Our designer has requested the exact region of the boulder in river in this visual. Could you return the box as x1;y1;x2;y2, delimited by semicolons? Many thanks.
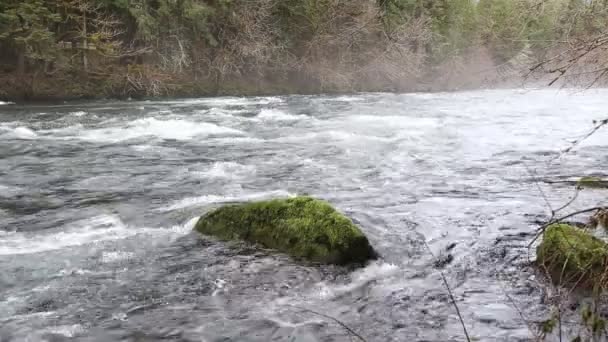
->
194;196;378;265
537;223;608;289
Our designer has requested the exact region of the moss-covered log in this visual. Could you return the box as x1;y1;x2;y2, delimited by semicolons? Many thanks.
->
194;196;377;265
537;224;608;289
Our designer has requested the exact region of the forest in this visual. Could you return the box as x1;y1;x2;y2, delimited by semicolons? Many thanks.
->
1;0;607;100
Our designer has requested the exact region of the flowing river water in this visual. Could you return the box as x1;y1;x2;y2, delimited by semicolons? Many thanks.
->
0;89;607;341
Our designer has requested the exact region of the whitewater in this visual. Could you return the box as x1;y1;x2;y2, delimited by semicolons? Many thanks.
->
0;89;607;341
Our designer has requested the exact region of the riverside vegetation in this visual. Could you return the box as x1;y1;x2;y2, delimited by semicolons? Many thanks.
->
2;0;608;100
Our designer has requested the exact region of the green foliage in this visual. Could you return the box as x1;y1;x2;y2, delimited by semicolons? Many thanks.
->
125;0;224;45
194;196;378;265
477;0;528;62
577;176;608;189
379;0;419;32
128;4;158;42
2;0;608;98
0;0;60;60
555;0;608;37
540;314;557;336
275;0;333;46
429;0;477;58
581;304;608;338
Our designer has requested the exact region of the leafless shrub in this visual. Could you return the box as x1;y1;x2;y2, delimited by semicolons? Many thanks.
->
157;35;191;74
529;34;608;88
203;0;284;83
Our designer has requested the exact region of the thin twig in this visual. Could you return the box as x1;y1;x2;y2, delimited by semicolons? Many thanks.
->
554;187;580;214
553;119;608;161
558;300;563;342
287;305;368;342
503;290;539;340
528;206;607;247
528;118;607;245
524;162;554;218
422;240;471;342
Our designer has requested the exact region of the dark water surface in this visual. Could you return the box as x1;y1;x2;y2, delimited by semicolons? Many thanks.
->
0;89;607;341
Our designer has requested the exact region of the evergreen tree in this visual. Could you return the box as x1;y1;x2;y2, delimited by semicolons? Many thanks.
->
0;0;60;74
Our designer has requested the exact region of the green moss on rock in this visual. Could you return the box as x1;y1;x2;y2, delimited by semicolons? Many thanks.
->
537;224;608;289
577;176;608;189
194;196;378;265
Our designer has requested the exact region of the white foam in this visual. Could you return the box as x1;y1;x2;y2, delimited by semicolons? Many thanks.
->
210;136;265;144
313;262;399;299
57;268;94;276
130;144;183;153
112;312;128;321
0;215;130;256
53;118;244;143
0;311;55;323
69;111;87;117
275;130;388;143
181;216;200;231
211;278;227;296
13;126;38;139
46;324;85;337
192;162;256;180
161;190;295;211
256;96;284;105
101;251;135;263
0;101;14;105
331;96;365;102
164;96;283;106
257;109;303;122
348;115;438;128
0;183;22;196
404;92;440;99
131;145;152;152
205;107;251;118
0;126;38;139
0;215;198;256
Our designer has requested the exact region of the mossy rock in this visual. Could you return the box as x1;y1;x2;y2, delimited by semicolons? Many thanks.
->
194;196;378;265
577;176;608;189
537;224;608;289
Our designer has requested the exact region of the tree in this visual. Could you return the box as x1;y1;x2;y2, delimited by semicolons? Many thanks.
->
0;0;60;75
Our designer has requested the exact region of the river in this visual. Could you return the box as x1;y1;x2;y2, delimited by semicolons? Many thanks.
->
0;89;607;341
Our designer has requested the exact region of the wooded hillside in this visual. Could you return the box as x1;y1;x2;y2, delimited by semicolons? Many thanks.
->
1;0;607;100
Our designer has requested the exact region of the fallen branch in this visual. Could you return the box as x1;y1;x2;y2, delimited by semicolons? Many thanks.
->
528;206;607;247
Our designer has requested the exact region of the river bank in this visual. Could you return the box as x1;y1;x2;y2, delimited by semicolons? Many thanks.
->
0;65;525;103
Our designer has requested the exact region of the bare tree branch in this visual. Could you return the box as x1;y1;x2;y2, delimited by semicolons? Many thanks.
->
422;240;471;342
286;304;368;342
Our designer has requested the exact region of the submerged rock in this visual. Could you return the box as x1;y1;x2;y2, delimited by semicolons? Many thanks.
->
194;196;377;265
537;224;608;289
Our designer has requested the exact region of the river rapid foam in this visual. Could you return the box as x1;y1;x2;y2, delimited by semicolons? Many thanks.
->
1;89;607;341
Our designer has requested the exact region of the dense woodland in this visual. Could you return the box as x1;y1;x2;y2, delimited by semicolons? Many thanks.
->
1;0;608;100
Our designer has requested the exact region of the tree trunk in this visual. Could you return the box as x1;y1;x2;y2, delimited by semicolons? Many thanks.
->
83;11;88;72
17;48;26;76
15;48;29;100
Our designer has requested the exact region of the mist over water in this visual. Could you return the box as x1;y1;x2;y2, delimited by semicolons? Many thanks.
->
0;89;607;341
